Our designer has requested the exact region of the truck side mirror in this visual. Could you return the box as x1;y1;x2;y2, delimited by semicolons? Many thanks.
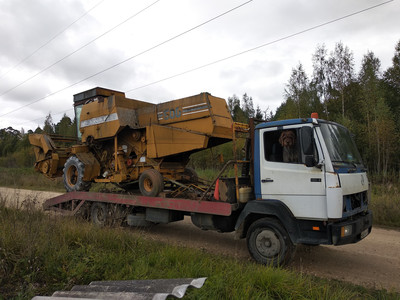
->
300;126;315;167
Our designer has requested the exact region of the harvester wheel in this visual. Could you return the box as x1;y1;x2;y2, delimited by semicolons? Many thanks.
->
139;169;164;197
63;156;91;192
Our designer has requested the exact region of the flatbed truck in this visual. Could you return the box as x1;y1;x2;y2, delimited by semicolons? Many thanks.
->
35;90;372;266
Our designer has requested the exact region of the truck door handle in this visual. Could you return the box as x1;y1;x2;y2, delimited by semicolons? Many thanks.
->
262;178;274;183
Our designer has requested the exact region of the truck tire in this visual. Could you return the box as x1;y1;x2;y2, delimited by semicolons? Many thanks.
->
246;217;295;267
63;156;91;192
91;202;107;226
139;169;164;197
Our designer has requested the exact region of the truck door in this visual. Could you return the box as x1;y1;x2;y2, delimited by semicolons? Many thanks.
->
258;124;327;219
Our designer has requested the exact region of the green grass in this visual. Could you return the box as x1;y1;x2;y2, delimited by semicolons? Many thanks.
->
0;195;399;299
0;167;64;192
196;167;237;182
370;184;400;227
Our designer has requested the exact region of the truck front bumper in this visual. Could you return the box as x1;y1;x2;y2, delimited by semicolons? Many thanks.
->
331;210;373;245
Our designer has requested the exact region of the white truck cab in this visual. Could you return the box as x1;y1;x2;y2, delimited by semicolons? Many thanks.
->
256;118;369;218
236;116;372;266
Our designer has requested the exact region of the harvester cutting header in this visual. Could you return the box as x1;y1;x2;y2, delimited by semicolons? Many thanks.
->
29;87;241;196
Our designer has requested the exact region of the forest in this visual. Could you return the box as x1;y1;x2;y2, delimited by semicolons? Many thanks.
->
1;40;399;182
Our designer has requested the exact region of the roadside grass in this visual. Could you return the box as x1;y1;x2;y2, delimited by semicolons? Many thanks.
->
0;195;399;299
0;167;121;194
370;183;400;228
0;167;64;192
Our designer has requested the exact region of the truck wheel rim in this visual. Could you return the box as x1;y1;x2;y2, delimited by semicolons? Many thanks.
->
143;178;153;192
67;166;78;186
255;230;281;257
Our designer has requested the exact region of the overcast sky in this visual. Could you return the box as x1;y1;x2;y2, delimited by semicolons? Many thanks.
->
0;0;399;131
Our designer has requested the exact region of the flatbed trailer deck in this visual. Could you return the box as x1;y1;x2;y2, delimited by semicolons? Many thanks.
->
43;191;233;217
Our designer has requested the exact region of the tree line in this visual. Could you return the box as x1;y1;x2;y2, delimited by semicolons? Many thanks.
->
0;113;76;168
275;41;400;179
1;40;399;180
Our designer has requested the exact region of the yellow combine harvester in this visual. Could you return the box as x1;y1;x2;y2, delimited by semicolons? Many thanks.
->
29;87;238;196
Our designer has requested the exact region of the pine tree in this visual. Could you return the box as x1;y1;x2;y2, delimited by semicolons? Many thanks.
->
43;113;54;134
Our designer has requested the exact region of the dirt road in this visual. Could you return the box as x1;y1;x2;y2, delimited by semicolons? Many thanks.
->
1;187;399;292
139;218;400;292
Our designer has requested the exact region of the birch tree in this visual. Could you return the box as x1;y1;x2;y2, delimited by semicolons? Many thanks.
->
329;42;354;118
312;44;331;118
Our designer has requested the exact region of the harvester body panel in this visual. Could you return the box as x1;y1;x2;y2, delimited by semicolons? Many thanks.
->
29;87;236;188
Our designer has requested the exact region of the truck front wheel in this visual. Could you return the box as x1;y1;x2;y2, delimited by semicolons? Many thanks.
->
139;169;164;197
63;156;91;192
246;217;295;267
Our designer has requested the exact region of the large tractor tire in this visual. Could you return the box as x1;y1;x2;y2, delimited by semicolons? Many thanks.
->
246;217;295;267
63;156;91;192
139;169;164;197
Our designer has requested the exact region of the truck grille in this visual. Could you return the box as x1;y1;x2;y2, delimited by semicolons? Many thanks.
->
343;191;368;216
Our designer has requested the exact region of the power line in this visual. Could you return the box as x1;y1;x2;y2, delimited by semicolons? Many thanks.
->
6;0;394;127
0;0;104;80
5;107;74;129
126;0;394;93
0;0;254;118
26;108;74;127
0;0;161;97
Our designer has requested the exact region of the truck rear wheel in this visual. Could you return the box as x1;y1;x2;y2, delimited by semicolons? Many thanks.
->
91;202;107;226
63;156;91;192
246;217;295;267
139;169;164;197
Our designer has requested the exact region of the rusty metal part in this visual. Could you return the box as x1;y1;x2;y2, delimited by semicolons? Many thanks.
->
29;134;71;178
132;130;141;141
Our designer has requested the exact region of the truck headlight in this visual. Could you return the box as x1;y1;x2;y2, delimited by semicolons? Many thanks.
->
341;225;352;237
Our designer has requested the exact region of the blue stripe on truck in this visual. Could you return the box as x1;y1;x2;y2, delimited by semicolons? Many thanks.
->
253;128;262;199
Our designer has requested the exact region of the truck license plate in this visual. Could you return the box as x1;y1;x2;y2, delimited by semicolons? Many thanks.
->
360;228;369;239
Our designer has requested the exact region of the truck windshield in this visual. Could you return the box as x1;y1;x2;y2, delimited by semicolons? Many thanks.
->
320;123;364;168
